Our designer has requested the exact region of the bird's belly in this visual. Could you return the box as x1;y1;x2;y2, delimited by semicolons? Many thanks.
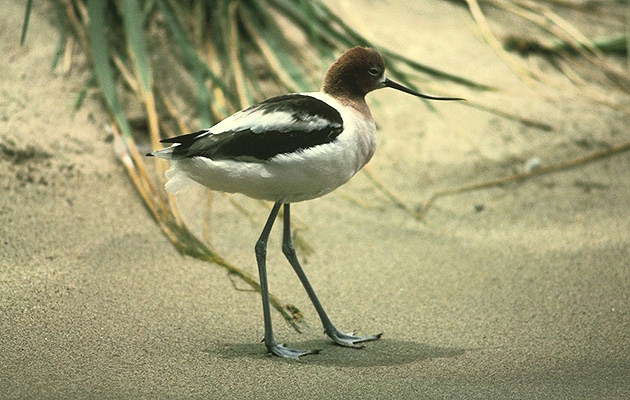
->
266;139;371;202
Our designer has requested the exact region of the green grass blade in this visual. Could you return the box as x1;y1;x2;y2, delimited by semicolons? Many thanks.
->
269;0;336;62
310;1;370;46
50;31;66;71
87;0;132;137
268;0;352;50
157;0;237;106
194;67;213;127
245;1;313;91
216;0;235;102
73;85;88;112
298;1;336;61
240;43;267;100
380;49;494;91
20;0;33;45
122;0;153;93
143;0;157;20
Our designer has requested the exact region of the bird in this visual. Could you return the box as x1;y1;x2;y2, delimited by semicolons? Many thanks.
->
148;46;462;359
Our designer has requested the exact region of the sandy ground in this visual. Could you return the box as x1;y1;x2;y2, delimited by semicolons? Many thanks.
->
2;0;629;399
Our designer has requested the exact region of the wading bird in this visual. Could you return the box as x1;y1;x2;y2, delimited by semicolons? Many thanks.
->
149;47;462;359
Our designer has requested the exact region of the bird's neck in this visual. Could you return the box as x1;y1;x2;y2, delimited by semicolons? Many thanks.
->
341;96;373;120
324;88;373;120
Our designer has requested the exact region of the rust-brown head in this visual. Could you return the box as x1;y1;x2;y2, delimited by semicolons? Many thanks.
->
322;46;463;102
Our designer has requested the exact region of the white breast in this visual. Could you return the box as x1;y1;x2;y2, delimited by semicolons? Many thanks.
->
166;92;377;203
307;92;377;174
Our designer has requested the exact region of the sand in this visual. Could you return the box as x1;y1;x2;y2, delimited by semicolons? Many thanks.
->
1;0;629;399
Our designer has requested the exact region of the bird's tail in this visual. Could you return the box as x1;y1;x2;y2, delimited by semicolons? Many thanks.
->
146;145;194;193
146;144;179;160
164;161;195;193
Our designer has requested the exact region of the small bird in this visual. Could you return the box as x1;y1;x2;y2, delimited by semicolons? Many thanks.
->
149;47;462;359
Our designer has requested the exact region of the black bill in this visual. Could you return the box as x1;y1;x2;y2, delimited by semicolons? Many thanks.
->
384;78;464;101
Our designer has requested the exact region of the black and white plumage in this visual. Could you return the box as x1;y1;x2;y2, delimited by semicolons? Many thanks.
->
162;94;343;161
149;47;462;360
163;95;344;161
152;91;377;203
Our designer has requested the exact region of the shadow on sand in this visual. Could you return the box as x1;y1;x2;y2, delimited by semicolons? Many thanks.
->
207;338;465;367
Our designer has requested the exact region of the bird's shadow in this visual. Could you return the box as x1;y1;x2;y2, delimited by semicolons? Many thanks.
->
206;338;464;367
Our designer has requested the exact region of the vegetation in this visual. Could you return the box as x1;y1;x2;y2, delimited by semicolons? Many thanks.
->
21;0;629;330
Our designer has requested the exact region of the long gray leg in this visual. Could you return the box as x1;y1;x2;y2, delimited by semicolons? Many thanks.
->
282;203;382;348
256;201;318;359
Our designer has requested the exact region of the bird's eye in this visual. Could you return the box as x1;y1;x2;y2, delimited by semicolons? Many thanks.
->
368;67;380;77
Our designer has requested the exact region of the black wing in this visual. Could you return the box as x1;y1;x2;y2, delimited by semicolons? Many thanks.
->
162;94;344;161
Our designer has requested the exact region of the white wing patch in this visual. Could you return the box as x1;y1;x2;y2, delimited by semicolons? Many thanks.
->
208;108;332;135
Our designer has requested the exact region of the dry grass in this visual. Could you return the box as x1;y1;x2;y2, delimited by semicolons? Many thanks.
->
21;0;630;328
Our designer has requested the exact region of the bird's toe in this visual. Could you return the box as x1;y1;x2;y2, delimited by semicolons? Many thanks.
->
268;343;320;360
326;329;383;348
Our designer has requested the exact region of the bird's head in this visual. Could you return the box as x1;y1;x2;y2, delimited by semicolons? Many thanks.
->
323;47;464;102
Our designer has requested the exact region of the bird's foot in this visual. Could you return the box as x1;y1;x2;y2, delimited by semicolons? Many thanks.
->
267;342;320;360
325;328;383;348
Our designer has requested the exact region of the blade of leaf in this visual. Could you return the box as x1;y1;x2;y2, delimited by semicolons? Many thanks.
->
157;0;238;107
73;85;88;112
380;49;495;91
20;0;33;45
227;0;249;108
87;0;132;137
239;5;301;92
122;0;152;93
292;0;336;61
122;0;162;155
268;0;354;48
50;32;66;71
246;0;313;91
